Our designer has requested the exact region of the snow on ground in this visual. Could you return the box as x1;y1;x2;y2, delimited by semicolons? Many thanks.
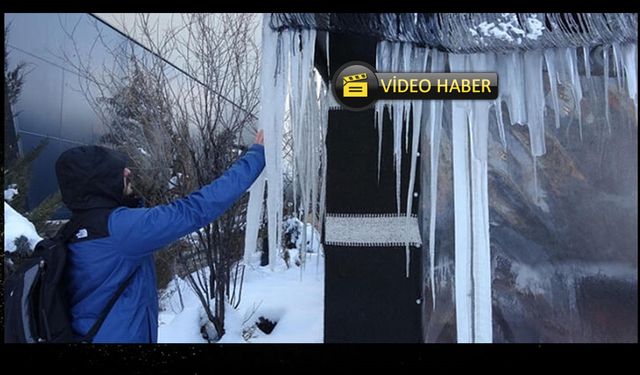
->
158;248;324;343
3;192;324;342
4;202;43;252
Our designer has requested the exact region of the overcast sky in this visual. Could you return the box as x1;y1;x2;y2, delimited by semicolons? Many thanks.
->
93;13;263;71
92;13;264;144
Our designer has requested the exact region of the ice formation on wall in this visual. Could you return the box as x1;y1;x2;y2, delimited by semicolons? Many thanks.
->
373;37;637;343
259;13;638;343
247;16;327;273
289;28;329;274
255;15;289;270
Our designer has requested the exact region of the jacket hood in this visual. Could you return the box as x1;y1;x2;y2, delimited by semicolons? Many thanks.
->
55;145;129;211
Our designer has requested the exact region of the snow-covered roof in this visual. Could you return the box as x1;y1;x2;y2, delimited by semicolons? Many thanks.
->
269;13;638;53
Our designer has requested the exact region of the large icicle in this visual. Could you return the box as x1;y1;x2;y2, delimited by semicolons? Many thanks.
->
450;53;472;343
582;46;592;80
566;47;583;141
289;28;317;272
501;52;527;126
491;52;506;150
582;46;594;94
470;53;493;344
544;49;561;129
404;45;428;278
555;47;570;85
405;107;419;277
317;76;329;272
494;97;507;150
283;27;326;275
612;43;625;91
375;41;392;184
402;43;413;155
427;48;444;308
243;172;265;264
260;16;289;270
603;46;611;133
524;50;546;156
450;53;492;343
451;75;473;342
622;43;638;115
524;48;547;203
391;42;404;215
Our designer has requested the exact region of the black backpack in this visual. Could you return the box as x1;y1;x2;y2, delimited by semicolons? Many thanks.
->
4;218;137;343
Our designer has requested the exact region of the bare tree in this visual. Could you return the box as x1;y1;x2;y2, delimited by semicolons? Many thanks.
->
59;13;260;340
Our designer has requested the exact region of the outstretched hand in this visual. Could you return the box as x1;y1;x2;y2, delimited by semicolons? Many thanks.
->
254;129;264;145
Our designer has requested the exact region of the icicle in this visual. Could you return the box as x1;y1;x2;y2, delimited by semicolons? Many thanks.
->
524;50;547;156
451;91;473;343
428;48;444;309
450;53;492;343
555;47;570;85
612;43;625;91
243;172;266;264
260;17;289;270
450;54;472;343
289;32;302;241
298;32;327;276
544;49;561;129
306;89;317;273
288;29;316;273
403;43;413;155
375;41;392;184
499;52;527;125
325;32;330;82
391;43;404;214
394;102;403;215
470;54;492;344
376;106;384;185
582;46;595;99
582;46;592;80
317;78;329;273
388;42;404;214
494;98;507;149
403;46;428;278
405;105;417;278
487;53;506;150
533;157;539;203
566;48;583;141
603;46;611;133
622;43;638;115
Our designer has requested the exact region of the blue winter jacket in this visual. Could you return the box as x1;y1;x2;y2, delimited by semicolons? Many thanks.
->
57;144;265;343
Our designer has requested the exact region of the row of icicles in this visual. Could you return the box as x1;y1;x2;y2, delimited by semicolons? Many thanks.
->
248;15;637;342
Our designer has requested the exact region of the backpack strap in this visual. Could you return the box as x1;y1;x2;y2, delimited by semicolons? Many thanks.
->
80;265;140;343
59;211;140;343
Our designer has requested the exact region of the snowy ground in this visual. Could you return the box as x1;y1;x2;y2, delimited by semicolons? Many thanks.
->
4;201;42;252
158;249;324;343
4;194;324;343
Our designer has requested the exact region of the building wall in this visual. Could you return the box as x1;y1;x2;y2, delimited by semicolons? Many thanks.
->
4;13;193;218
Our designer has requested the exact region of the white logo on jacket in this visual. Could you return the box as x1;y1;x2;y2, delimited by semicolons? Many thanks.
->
76;228;88;239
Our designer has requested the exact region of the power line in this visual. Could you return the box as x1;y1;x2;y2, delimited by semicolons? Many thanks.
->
17;130;88;146
88;13;258;120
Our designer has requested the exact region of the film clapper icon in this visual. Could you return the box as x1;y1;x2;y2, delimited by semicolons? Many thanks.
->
342;73;368;98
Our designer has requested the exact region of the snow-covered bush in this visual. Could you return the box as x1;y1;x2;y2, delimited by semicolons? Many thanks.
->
283;217;322;254
4;202;42;253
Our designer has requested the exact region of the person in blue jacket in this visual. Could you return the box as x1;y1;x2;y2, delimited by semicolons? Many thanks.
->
55;130;265;343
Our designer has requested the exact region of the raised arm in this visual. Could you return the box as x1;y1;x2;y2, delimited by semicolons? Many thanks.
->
111;143;265;256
